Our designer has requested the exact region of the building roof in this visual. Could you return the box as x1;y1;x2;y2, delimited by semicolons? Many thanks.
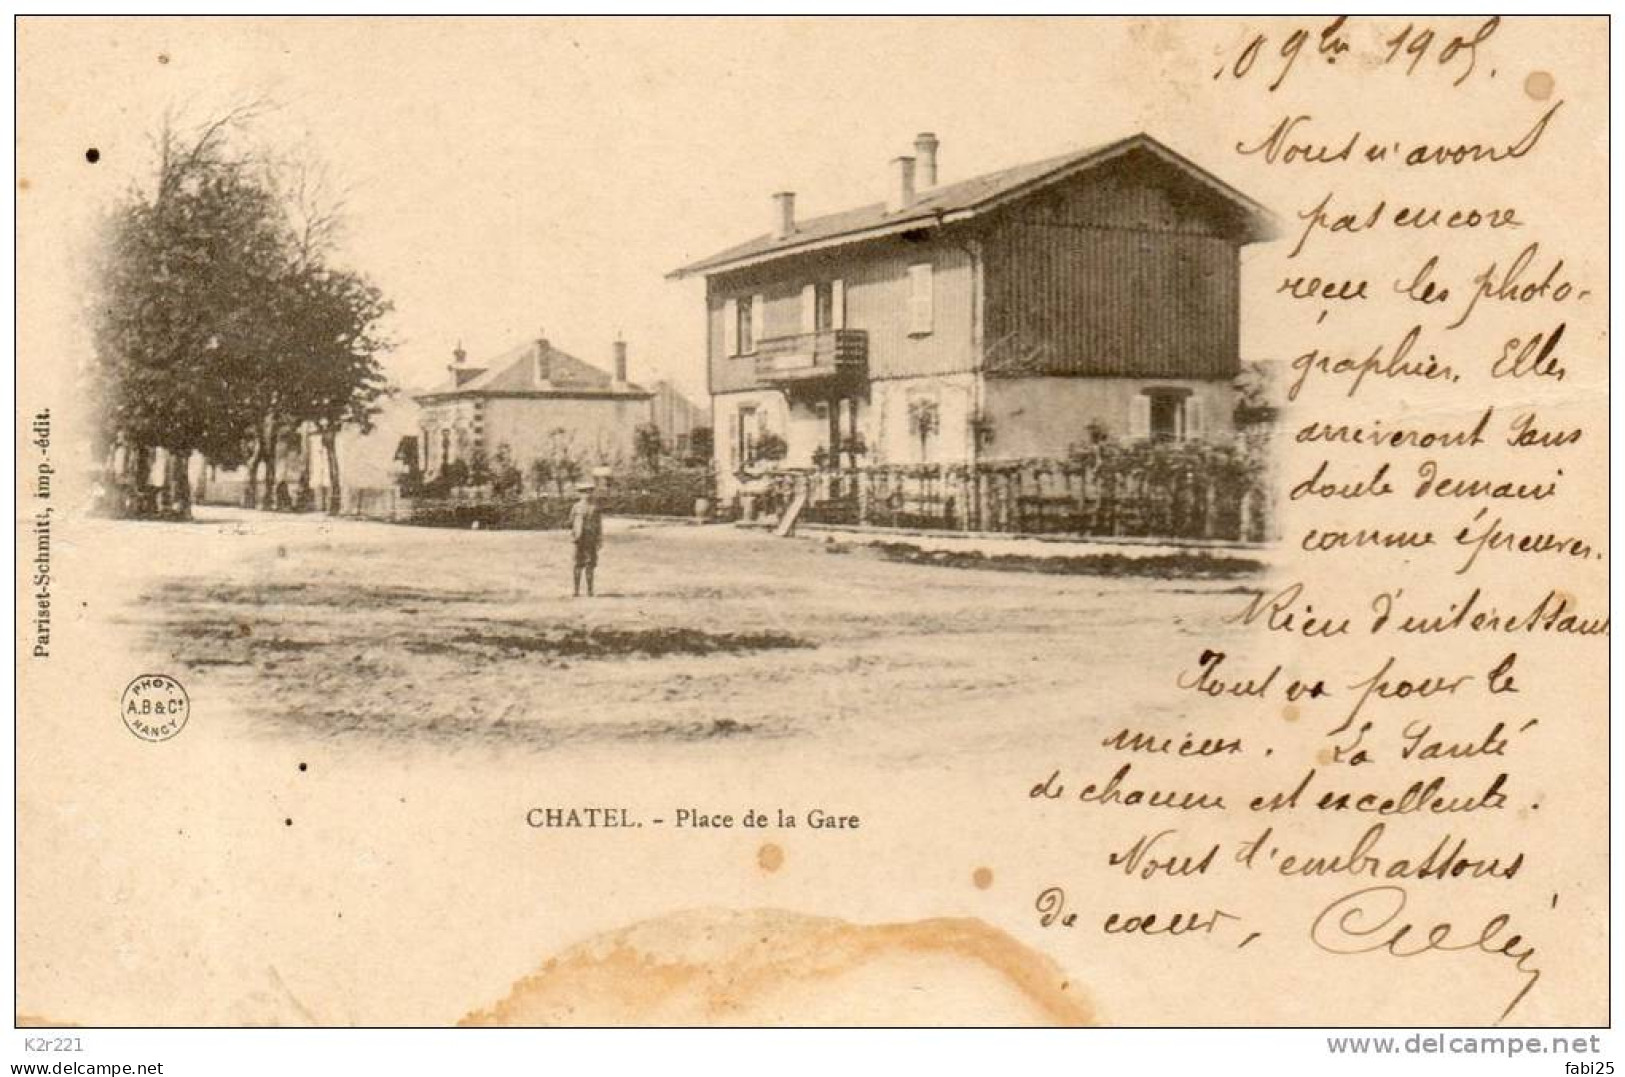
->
669;133;1275;279
415;339;652;402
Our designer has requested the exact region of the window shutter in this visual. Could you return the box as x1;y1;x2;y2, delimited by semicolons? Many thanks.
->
907;263;934;335
1185;397;1205;440
1129;395;1151;439
723;298;739;357
751;294;766;351
832;279;846;329
800;284;817;334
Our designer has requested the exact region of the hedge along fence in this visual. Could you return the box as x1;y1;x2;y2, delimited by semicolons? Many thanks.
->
333;467;717;529
596;468;716;517
763;439;1277;544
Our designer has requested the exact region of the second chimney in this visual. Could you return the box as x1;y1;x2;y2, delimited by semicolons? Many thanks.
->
889;155;917;213
613;337;628;385
772;191;796;239
914;132;939;189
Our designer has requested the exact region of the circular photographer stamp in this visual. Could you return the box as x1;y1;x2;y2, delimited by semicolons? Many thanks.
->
121;674;190;742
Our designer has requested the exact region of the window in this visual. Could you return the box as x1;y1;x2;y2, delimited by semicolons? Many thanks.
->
735;405;758;468
803;280;845;334
907;263;933;336
722;296;763;356
1132;388;1201;442
738;298;755;354
1149;394;1182;442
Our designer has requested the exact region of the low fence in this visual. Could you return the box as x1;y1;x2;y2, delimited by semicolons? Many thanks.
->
298;448;1275;545
196;477;316;511
761;442;1275;544
196;477;254;506
331;467;717;529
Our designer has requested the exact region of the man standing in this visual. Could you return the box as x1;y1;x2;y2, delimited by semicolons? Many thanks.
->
569;481;603;597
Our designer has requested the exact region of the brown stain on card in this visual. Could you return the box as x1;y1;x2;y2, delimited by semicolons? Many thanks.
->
756;843;784;873
458;908;1094;1026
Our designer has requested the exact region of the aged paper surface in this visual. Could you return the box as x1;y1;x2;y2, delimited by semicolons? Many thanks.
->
15;16;1607;1027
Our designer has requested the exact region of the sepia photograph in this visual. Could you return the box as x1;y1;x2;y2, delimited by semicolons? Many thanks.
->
11;13;1610;1070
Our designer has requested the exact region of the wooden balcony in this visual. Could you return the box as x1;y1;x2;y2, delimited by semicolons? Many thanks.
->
753;329;868;385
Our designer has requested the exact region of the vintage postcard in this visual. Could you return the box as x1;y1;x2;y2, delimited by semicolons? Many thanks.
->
14;16;1608;1031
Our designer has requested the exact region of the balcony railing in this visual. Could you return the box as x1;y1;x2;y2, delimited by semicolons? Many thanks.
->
753;329;868;384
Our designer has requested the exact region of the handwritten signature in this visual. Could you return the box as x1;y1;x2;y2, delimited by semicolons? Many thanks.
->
1311;884;1541;1022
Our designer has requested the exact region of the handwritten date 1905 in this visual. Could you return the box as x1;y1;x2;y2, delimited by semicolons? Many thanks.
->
1216;16;1499;93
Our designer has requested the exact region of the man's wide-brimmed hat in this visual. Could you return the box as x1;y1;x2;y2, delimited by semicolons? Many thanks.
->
575;481;596;492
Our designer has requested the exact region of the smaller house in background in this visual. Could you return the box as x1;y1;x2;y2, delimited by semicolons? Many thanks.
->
414;334;655;479
198;336;695;511
648;379;708;458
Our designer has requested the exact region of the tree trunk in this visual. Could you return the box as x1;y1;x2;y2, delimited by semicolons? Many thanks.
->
132;444;158;517
243;437;264;508
321;428;341;514
243;455;257;508
130;443;152;488
262;421;280;509
167;450;193;520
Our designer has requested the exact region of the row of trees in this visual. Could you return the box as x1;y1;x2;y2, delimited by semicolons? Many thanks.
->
89;106;393;516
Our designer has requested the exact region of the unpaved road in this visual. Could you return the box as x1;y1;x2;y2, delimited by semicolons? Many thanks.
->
114;508;1255;758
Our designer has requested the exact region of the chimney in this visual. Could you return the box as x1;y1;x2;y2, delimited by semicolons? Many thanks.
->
914;132;939;189
889;155;917;213
534;334;551;385
613;337;628;386
449;341;484;386
772;191;796;239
